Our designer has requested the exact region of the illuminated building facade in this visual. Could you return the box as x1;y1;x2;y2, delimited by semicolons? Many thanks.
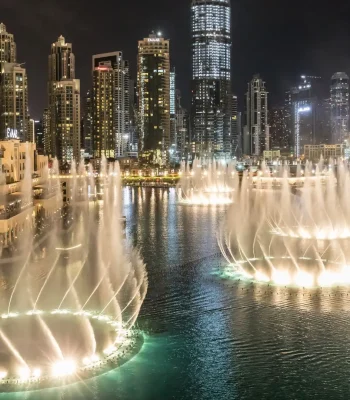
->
0;63;29;142
191;0;232;157
83;90;92;157
231;95;242;158
170;69;176;160
137;32;170;165
47;36;76;159
51;79;81;164
269;106;290;150
291;75;325;157
92;52;130;160
0;23;16;68
92;61;114;159
245;75;269;156
34;119;44;154
176;90;190;161
330;72;349;144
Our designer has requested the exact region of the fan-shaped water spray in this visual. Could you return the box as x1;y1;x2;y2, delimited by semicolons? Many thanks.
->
0;154;147;391
219;159;350;287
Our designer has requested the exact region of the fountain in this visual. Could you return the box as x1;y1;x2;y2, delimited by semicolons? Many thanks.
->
0;154;147;391
218;159;350;287
177;159;238;205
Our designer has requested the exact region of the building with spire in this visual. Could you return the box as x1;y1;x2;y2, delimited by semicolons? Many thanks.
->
191;0;232;158
47;36;80;164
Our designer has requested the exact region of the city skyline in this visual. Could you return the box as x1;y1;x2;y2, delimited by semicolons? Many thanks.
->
2;0;350;118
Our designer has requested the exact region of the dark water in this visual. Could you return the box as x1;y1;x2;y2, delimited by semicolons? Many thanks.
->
2;187;350;399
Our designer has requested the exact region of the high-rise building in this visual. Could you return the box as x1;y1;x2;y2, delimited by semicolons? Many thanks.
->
0;63;29;141
245;75;269;156
191;0;232;157
176;90;190;162
269;106;290;150
47;36;77;161
34;119;44;154
28;118;35;143
51;79;81;164
290;75;326;157
231;95;242;158
92;52;130;160
43;108;50;155
0;23;16;68
48;35;75;82
137;32;170;165
170;68;177;158
128;79;138;155
330;72;349;144
83;90;92;157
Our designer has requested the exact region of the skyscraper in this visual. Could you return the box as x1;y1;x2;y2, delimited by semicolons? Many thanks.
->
231;95;242;158
191;0;232;158
245;75;269;156
51;79;81;164
34;119;45;154
47;36;79;162
0;23;16;68
48;35;75;82
330;72;349;144
290;75;326;157
92;52;130;160
83;90;92;157
0;62;29;141
170;68;177;160
137;32;170;165
176;90;190;161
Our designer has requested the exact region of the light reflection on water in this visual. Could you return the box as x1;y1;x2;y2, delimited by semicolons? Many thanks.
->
3;187;350;399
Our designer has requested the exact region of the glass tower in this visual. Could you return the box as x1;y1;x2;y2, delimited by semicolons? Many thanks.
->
330;72;349;144
191;0;232;158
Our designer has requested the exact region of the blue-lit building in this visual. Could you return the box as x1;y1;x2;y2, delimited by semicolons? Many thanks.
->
191;0;232;158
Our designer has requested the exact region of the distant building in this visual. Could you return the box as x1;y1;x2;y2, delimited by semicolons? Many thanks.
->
330;72;349;144
42;109;50;154
137;32;170;165
47;36;78;162
269;106;290;150
34;119;44;154
92;52;130;160
0;23;16;68
191;0;232;158
51;79;81;164
304;144;344;161
83;90;92;158
0;62;29;142
176;90;190;162
170;69;177;161
263;149;281;160
231;95;242;158
28;119;35;143
245;75;270;156
290;75;328;157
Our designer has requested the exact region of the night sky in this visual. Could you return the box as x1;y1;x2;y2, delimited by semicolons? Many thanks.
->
2;0;350;118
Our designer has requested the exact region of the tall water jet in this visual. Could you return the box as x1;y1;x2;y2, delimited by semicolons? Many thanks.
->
177;158;238;205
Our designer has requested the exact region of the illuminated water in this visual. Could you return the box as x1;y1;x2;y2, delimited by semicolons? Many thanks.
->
3;187;350;399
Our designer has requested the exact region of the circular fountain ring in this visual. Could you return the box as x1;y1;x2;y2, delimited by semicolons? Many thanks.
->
220;256;350;288
0;309;143;392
